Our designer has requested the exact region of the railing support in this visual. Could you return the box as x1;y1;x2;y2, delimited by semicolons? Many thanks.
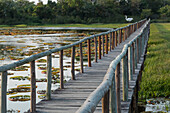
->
71;46;75;80
79;43;84;73
115;63;121;113
87;39;91;67
109;33;112;51
115;31;118;47
1;71;7;113
98;36;101;59
105;34;108;54
112;32;115;50
47;54;52;100
102;35;105;56
102;90;109;113
30;60;36;112
128;45;133;80
94;37;98;62
60;50;64;89
122;53;128;101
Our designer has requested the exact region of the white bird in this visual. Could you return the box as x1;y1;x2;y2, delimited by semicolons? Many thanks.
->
125;15;133;22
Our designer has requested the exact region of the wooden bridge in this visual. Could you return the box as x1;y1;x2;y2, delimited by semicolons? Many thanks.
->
0;19;150;113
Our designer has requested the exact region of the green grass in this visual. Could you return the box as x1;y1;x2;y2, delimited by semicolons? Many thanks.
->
0;23;130;29
139;23;170;99
35;23;129;28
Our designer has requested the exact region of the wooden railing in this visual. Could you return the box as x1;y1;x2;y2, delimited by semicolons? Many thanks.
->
76;19;150;113
0;19;147;113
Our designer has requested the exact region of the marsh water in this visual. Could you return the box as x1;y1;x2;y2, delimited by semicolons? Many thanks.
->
0;28;103;113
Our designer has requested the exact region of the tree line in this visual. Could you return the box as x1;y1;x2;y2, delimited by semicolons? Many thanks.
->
0;0;170;25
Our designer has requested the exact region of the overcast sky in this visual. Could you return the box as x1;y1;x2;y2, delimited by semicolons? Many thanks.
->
29;0;57;4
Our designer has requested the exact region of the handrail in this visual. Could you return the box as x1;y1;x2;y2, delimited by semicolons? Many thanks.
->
0;18;148;113
0;19;146;72
76;19;150;113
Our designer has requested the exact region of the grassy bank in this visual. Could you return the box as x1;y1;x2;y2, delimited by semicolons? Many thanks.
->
139;23;170;99
0;23;129;29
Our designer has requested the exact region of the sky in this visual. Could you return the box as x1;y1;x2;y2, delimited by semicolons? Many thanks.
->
29;0;57;4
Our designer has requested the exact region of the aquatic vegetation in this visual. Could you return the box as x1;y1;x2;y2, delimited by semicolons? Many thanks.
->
38;94;46;99
11;66;29;71
17;84;37;89
36;59;47;63
8;95;30;101
37;90;46;94
10;76;30;81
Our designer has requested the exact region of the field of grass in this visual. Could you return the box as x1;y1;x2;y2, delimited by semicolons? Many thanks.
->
139;23;170;99
0;23;130;29
36;23;129;28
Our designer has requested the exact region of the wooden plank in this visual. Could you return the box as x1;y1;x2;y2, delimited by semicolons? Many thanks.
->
105;34;108;54
102;35;105;56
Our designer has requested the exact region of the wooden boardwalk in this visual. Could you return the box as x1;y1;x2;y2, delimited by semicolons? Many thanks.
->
33;23;147;113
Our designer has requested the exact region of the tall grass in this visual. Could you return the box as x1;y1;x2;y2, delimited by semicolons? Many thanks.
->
139;23;170;99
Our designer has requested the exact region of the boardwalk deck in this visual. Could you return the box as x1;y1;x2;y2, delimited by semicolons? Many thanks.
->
31;23;147;113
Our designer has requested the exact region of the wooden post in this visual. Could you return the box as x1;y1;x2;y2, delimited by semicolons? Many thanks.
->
87;39;91;67
112;32;115;50
122;53;128;101
135;40;138;68
110;75;117;113
1;71;7;113
30;61;36;113
60;50;64;89
71;46;75;80
47;54;52;100
98;36;101;59
109;33;112;51
119;29;121;44
94;37;98;63
102;35;105;56
79;43;84;73
123;28;126;41
105;34;108;54
115;31;117;47
102;91;109;113
115;63;121;113
128;45;133;80
132;43;135;74
137;38;139;63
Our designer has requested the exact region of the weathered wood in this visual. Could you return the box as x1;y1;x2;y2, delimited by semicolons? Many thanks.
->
112;32;115;50
47;54;52;100
115;63;121;113
105;34;108;54
30;61;36;112
119;29;121;44
102;91;109;113
135;40;138;68
115;31;118;47
137;38;139;63
94;37;98;63
128;45;133;80
132;43;135;74
122;54;128;101
98;36;102;59
79;43;84;73
110;33;112;51
87;39;91;67
71;46;76;80
102;35;105;56
123;28;126;41
60;50;64;89
1;71;7;113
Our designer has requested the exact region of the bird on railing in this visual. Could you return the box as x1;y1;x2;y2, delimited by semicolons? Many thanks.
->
125;15;133;22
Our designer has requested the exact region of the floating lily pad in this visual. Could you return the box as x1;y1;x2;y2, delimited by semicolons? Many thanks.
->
8;95;30;101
